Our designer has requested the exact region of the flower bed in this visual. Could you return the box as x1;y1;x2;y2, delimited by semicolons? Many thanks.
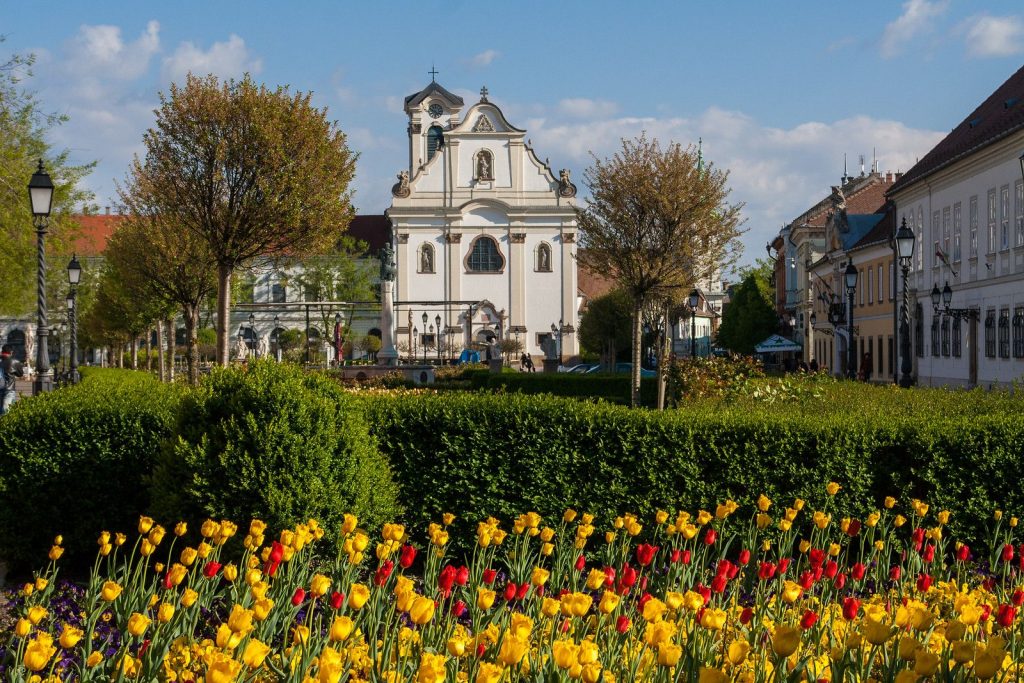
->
2;486;1022;681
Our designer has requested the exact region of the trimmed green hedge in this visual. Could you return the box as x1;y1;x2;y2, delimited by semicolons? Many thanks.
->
463;370;658;406
0;368;183;570
363;388;1024;545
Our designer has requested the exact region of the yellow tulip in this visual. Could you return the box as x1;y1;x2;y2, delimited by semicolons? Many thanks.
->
826;481;841;496
23;633;56;672
913;649;939;676
757;494;772;511
309;573;332;597
658;642;682;667
409;595;435;625
728;640;750;665
417;651;447;683
157;602;175;624
101;581;122;602
477;587;496;610
884;496;896;508
897;636;919;660
699;668;729;683
780;581;802;604
585;569;607;590
241;639;271;668
772;626;801;657
126;612;150;638
476;662;504;683
643;597;667;622
58;625;83;649
15;618;31;638
349;583;370;609
700;607;727;630
253;598;273;621
951;640;975;664
862;619;894;645
498;636;529;666
530;567;549;587
138;515;154;534
181;588;199;608
205;651;242;683
174;521;188;536
552;639;579;669
26;606;47;624
974;646;1005;679
447;638;467;657
86;651;103;668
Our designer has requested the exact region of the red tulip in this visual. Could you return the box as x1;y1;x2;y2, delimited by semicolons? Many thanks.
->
374;560;394;586
670;548;682;563
139;639;151;657
330;591;345;609
452;600;467;617
851;562;866;581
638;592;652;610
575;554;587;572
503;583;517;601
823;560;838;579
615;615;631;633
455;565;469;586
438;566;456;596
516;583;530;600
1012;589;1024;606
798;570;814;590
1002;543;1015;563
483;568;497;585
715;559;733;578
845;519;861;537
203;561;222;579
833;572;847;590
916;573;933;592
619;564;637;589
695;584;711;604
603;566;616;587
889;566;901;581
681;549;691;565
842;597;860;621
399;544;417;569
980;604;992;623
758;562;777;581
476;643;486;658
921;544;935;563
265;541;284;577
778;558;791;574
955;544;970;562
291;587;306;606
739;606;754;624
711;575;727;594
737;549;751;566
703;529;717;546
800;609;819;629
808;548;826;569
996;604;1017;628
635;543;659;567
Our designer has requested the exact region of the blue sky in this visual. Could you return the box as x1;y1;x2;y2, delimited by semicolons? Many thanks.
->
4;0;1024;269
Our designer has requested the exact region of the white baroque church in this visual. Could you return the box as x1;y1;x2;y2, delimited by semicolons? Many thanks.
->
387;81;579;359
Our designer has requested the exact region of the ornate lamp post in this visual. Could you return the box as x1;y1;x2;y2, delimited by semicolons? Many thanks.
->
413;326;419;362
844;262;858;379
273;314;281;361
248;312;259;356
435;314;442;361
688;289;700;358
67;254;81;383
895;218;915;387
28;161;55;394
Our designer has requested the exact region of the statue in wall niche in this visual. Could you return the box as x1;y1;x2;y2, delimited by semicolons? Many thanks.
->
558;168;577;198
234;335;249;361
477;153;491;180
421;245;433;273
392;170;410;198
379;244;397;282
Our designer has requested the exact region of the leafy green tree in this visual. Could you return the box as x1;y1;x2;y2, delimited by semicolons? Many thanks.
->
578;289;633;368
576;135;743;406
291;235;377;341
716;273;778;355
128;74;357;367
0;44;95;316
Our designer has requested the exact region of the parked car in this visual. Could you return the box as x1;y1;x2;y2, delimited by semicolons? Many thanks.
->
565;363;598;373
585;362;656;378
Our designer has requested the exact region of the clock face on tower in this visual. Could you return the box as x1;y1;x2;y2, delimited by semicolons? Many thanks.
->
428;103;444;119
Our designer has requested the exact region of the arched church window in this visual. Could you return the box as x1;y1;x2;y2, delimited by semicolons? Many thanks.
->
419;243;435;273
535;242;552;272
467;236;504;273
271;279;287;303
427;126;444;161
476;150;493;181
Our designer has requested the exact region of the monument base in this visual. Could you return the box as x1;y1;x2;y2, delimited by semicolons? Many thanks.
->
543;359;560;373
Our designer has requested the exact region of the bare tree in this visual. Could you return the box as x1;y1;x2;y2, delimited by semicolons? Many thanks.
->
576;135;743;407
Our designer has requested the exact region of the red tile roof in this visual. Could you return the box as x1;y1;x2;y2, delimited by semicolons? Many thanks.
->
888;64;1024;195
576;250;618;305
346;215;390;254
71;213;125;256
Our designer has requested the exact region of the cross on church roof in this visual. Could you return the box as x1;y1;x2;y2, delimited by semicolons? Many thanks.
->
429;65;439;82
480;86;489;102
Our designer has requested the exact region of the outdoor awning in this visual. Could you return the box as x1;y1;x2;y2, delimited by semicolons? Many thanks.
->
754;334;803;353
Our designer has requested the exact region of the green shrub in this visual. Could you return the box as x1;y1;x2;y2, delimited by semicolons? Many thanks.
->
0;369;183;570
465;371;658;406
363;389;1024;546
151;360;401;540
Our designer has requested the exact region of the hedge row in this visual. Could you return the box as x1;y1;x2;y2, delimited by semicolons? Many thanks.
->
462;369;659;406
363;389;1024;547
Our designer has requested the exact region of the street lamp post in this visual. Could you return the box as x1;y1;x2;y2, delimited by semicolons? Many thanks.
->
435;314;442;362
688;289;700;358
421;312;429;363
895;217;915;388
845;262;858;379
550;319;563;365
28;161;55;394
67;254;81;383
273;314;281;362
248;312;259;357
413;326;419;362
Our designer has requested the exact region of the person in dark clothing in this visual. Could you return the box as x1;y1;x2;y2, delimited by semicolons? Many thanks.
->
1;344;25;415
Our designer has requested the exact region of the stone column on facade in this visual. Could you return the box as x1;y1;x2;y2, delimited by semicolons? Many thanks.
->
560;229;578;355
509;231;526;331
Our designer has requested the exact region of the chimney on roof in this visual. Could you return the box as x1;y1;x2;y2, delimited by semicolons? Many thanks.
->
895;171;903;180
885;172;893;183
105;206;110;215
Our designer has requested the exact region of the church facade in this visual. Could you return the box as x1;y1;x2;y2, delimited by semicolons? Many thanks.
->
387;81;579;359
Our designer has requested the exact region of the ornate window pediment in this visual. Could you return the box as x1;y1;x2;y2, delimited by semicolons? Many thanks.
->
472;115;494;132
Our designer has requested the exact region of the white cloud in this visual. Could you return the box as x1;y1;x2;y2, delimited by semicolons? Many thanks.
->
557;98;619;119
468;49;500;67
63;20;160;81
880;0;948;58
162;34;262;83
526;107;944;268
962;14;1024;58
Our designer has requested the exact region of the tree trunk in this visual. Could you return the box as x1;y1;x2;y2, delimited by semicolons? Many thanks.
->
131;335;139;370
216;263;232;367
156;321;165;382
166;317;176;382
117;344;124;368
184;305;200;385
657;303;670;411
145;327;152;372
631;299;643;408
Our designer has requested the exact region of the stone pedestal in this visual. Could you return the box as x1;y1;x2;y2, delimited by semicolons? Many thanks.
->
543;359;560;373
377;279;399;367
488;358;503;373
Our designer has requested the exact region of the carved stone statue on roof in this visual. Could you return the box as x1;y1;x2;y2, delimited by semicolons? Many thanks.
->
829;185;849;233
558;169;577;198
392;170;410;198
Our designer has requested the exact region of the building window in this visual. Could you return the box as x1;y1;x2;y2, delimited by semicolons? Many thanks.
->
859;269;864;306
952;316;962;358
1000;185;1010;251
271;281;287;304
475;150;494;181
940;316;950;357
418;243;435;273
952;202;962;262
969;196;978;258
987;189;997;254
942;206;951;261
998;308;1010;358
932;210;940;267
889;263;894;301
867;267;872;304
1013;308;1024;359
466;235;504;273
1015;180;1024;248
915;303;924;358
930;316;940;357
426;126;444;161
535;242;552;272
877;264;883;303
984;310;996;358
915;207;924;271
